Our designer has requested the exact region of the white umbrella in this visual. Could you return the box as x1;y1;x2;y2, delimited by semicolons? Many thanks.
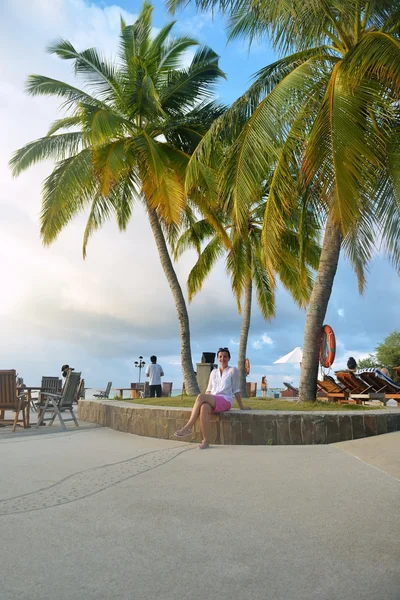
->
273;346;303;364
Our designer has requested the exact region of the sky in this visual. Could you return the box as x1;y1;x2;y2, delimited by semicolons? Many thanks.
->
0;0;399;391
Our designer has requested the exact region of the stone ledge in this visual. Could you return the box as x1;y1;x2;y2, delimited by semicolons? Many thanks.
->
77;399;400;445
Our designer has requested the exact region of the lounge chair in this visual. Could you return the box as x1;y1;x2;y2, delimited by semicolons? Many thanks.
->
335;370;386;404
0;370;27;432
281;382;299;398
162;382;173;397
317;375;355;404
356;369;400;405
94;381;112;399
36;371;81;430
335;371;370;393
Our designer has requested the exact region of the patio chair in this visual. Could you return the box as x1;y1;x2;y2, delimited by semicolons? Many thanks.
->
35;376;61;413
75;378;85;402
94;381;112;399
281;382;299;398
36;371;81;430
162;382;173;397
0;369;27;432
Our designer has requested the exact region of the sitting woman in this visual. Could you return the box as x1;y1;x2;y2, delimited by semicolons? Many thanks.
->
174;347;250;449
347;357;357;372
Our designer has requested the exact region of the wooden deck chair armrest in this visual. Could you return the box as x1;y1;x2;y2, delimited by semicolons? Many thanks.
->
40;392;62;399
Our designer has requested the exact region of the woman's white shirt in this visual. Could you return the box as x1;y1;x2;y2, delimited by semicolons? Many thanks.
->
206;366;240;405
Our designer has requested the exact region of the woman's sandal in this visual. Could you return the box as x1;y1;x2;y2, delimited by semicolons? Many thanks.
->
174;428;192;438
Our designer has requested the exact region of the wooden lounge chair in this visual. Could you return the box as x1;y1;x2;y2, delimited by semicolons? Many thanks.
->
36;371;81;430
335;371;370;394
162;382;173;397
281;382;299;398
357;369;400;405
335;370;385;404
0;369;27;431
317;375;355;404
94;381;112;399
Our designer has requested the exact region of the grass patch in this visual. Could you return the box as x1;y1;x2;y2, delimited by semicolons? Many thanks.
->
123;396;381;411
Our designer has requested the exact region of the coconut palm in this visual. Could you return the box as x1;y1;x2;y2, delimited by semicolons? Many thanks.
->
10;1;226;395
169;0;400;401
175;197;320;396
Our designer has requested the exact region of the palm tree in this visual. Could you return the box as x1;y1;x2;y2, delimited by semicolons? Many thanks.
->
175;199;320;396
169;0;400;401
10;1;226;395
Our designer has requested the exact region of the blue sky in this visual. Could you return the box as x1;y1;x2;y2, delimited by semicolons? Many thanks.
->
0;0;398;393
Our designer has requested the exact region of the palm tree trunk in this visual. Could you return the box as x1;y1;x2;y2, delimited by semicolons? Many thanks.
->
238;279;252;397
146;206;199;396
298;213;342;402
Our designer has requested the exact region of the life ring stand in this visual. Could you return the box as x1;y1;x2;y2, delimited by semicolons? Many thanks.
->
319;324;336;368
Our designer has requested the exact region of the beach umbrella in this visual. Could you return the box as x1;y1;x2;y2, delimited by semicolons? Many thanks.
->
274;347;303;364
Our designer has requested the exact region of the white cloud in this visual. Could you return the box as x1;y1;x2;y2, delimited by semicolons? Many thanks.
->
337;308;345;317
252;332;274;350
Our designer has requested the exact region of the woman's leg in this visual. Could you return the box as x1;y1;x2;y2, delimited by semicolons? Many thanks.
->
199;403;212;448
175;394;216;436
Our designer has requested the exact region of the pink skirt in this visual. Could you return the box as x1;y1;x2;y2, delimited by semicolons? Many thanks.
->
212;395;232;413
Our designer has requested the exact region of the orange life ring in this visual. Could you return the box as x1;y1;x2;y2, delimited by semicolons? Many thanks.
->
244;358;250;376
319;324;336;368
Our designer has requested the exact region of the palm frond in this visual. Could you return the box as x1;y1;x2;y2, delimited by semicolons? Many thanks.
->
47;39;122;102
187;236;224;300
10;132;83;176
40;149;95;245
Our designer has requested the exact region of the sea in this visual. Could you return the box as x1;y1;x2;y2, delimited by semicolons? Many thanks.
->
85;388;283;399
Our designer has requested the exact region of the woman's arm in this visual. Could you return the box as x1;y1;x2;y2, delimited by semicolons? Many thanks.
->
234;391;251;410
231;368;251;410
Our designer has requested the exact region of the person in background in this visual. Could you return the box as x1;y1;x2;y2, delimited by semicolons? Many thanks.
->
347;357;357;371
379;366;390;377
261;375;268;399
174;347;251;449
146;355;164;398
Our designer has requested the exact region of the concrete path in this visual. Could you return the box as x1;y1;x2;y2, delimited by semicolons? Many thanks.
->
0;423;399;600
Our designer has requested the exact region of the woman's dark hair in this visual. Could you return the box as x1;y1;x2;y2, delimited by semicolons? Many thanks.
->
217;347;231;359
61;364;74;378
347;357;357;370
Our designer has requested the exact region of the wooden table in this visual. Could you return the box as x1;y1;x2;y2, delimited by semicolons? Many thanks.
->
114;388;134;399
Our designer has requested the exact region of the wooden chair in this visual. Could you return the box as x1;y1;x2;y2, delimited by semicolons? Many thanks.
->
36;371;81;430
94;381;112;399
356;369;400;406
35;376;61;411
75;378;85;402
281;382;299;398
162;382;173;397
0;369;27;432
317;376;354;404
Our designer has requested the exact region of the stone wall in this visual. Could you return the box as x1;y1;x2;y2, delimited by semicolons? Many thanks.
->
78;399;400;445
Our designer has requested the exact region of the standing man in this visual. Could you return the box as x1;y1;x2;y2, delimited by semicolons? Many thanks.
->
146;355;164;398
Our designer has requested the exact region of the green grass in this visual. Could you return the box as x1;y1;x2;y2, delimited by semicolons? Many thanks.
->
122;396;381;411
